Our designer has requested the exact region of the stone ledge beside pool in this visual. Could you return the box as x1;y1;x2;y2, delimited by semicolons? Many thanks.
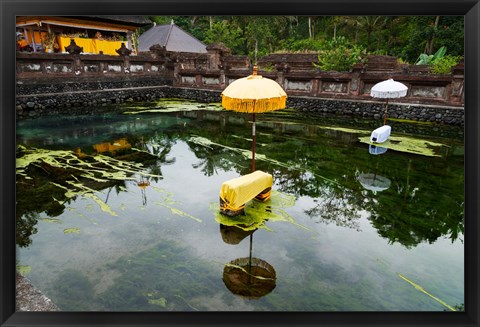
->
16;272;59;311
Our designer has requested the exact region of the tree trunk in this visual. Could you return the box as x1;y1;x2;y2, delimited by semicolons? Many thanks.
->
425;16;440;54
308;17;312;39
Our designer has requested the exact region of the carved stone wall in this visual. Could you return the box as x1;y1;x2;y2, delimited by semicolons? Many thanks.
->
16;45;464;123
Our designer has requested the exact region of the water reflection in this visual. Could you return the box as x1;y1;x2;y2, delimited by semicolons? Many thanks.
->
220;224;255;245
93;138;132;154
220;225;276;299
358;173;391;192
16;109;464;250
135;174;150;206
369;144;388;155
15;105;464;311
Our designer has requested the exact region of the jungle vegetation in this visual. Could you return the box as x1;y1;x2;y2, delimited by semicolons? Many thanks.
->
145;16;464;66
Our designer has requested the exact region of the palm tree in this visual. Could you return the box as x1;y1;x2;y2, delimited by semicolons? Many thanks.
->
355;16;387;51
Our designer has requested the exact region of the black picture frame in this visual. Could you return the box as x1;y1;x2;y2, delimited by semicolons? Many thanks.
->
1;1;479;326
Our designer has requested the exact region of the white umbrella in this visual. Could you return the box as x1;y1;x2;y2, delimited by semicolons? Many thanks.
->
370;79;408;125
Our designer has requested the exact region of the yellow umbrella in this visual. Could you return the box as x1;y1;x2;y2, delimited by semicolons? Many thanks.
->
221;65;287;171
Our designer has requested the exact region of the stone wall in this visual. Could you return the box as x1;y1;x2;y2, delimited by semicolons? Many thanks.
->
16;44;465;125
287;96;464;126
16;85;464;126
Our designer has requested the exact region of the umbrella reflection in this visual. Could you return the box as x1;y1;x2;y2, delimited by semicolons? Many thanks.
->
220;225;276;299
358;173;391;192
136;175;150;206
220;224;256;245
369;144;388;155
360;144;391;192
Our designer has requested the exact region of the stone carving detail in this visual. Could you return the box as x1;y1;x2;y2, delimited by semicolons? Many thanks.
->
65;40;83;55
116;43;132;56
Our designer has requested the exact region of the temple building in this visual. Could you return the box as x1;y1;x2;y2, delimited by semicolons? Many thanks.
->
16;16;151;55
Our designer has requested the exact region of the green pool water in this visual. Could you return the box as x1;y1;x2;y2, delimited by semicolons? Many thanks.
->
15;99;464;312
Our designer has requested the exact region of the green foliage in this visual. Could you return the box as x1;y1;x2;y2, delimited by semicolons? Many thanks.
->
313;37;367;72
146;16;464;65
430;55;463;74
415;46;446;65
203;20;243;54
278;38;324;52
413;45;462;74
259;62;276;72
453;303;465;311
401;16;464;62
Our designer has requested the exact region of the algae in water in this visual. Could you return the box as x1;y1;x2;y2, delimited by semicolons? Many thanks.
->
64;227;81;234
17;146;162;217
17;265;32;275
358;136;446;157
212;190;313;233
122;100;222;115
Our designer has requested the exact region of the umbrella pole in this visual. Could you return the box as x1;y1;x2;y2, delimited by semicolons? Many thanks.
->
248;234;253;285
252;112;256;172
383;99;389;125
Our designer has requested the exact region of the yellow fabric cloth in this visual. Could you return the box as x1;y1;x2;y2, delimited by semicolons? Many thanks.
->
95;39;123;55
57;36;95;53
57;36;123;55
220;170;273;210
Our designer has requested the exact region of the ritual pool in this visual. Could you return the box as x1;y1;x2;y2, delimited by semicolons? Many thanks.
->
15;99;464;312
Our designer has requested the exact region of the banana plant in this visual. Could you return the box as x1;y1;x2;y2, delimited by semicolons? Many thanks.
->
415;46;446;65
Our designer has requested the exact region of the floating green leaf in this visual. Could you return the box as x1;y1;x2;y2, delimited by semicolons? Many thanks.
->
153;202;202;222
84;193;118;216
64;227;80;234
38;218;63;224
398;274;456;311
